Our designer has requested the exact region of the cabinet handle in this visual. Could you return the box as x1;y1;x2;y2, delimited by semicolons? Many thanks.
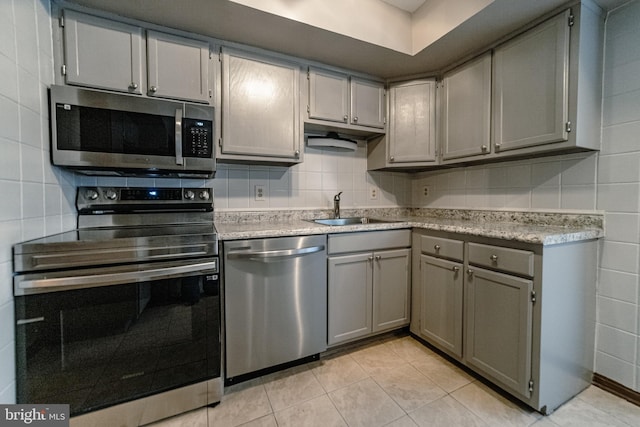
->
353;116;358;123
467;269;474;276
452;266;460;272
150;86;158;93
490;254;498;262
390;156;394;162
128;82;138;90
368;256;373;262
295;150;300;157
495;143;502;150
343;115;348;122
434;245;441;251
375;255;381;261
481;145;488;152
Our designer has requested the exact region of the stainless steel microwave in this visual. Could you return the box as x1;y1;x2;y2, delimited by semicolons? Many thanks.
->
49;85;215;178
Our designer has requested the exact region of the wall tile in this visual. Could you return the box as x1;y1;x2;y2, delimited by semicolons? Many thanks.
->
0;53;18;102
21;144;44;183
0;137;20;181
598;153;640;184
0;1;16;61
18;68;40;113
595;351;635;389
0;301;14;348
21;217;45;241
504;187;530;209
604;213;640;244
604;21;640;70
598;268;638;304
561;155;597;185
604;58;640;97
600;241;639;274
0;95;20;142
0;181;21;222
21;181;44;219
531;186;560;210
598;183;640;213
603;89;640;127
0;382;16;405
19;105;42;149
596;324;636;363
601;121;640;155
13;0;38;76
531;161;561;187
0;342;16;398
0;220;21;264
598;296;637;334
0;261;12;306
561;184;596;210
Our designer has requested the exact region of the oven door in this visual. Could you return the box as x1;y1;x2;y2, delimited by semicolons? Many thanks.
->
14;258;220;417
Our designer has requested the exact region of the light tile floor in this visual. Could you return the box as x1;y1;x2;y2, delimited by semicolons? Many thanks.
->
146;334;640;427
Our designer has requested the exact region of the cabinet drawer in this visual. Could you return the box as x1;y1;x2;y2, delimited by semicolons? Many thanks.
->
328;230;410;254
420;235;463;261
468;243;534;277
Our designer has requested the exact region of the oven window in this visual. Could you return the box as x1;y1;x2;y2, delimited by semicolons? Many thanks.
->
14;275;220;416
55;104;175;156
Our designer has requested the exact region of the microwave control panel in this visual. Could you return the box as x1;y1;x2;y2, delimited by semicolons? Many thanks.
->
183;118;213;158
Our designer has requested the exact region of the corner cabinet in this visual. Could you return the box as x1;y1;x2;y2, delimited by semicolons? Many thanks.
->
328;230;411;346
61;10;211;103
411;229;598;414
367;79;436;170
305;67;385;137
219;47;302;164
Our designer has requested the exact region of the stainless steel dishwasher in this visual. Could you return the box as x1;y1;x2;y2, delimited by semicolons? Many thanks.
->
223;234;327;383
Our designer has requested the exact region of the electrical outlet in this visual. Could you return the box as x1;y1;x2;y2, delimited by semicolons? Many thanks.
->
422;185;431;197
254;185;266;201
369;186;378;200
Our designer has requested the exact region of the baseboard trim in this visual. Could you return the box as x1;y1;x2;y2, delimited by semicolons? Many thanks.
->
593;373;640;407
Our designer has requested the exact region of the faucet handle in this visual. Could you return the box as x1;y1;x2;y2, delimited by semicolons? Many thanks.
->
334;191;343;201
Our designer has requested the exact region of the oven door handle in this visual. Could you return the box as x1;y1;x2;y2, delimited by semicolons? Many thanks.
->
175;108;184;165
16;261;218;294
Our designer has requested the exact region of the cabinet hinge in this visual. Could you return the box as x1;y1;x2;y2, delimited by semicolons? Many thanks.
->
565;121;572;133
568;14;575;27
61;64;66;76
218;138;222;148
209;89;212;98
307;69;310;80
531;290;536;304
307;105;310;113
529;379;534;393
59;15;64;28
218;48;222;62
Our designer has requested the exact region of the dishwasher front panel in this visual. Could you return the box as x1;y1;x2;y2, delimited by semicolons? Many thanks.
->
223;235;327;379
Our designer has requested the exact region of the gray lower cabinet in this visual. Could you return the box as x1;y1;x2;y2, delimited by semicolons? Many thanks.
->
328;231;411;346
411;229;597;414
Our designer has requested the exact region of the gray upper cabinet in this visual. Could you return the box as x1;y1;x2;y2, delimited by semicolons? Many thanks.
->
441;53;491;161
146;31;210;103
63;10;143;94
350;77;386;129
306;68;385;135
220;47;302;164
308;68;349;124
492;10;569;153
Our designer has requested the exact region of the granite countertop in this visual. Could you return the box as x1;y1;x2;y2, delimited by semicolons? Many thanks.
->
214;208;604;245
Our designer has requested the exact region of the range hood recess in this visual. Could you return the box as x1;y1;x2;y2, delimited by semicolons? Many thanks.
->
306;132;358;151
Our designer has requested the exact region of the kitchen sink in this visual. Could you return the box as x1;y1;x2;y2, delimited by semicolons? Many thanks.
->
311;217;396;226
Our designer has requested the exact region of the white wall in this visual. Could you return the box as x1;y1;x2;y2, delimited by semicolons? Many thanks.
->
0;0;77;404
595;0;640;391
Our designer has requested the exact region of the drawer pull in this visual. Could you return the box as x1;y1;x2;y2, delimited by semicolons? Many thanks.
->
434;245;441;251
375;255;381;261
452;266;460;273
467;269;474;276
490;254;498;262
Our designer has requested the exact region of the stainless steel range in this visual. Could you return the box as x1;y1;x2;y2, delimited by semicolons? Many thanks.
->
12;187;221;427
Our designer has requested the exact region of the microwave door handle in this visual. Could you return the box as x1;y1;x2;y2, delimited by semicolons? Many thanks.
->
175;108;183;165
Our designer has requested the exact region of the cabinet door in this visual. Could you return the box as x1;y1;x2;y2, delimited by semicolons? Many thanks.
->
388;80;436;164
419;255;463;358
351;78;385;129
63;10;143;94
465;267;533;398
373;248;411;333
308;68;349;124
441;54;491;161
221;48;301;160
147;31;210;103
328;253;373;345
492;10;570;152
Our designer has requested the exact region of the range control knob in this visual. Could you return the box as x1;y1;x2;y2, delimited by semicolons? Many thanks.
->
105;189;118;201
199;190;210;200
184;190;195;200
85;189;99;201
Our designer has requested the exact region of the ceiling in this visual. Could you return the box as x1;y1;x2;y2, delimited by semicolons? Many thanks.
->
65;0;632;79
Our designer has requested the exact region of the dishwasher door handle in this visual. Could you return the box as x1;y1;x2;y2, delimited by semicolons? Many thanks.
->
227;245;325;260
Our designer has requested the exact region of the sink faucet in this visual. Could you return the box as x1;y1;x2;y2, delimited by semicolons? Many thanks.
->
333;192;343;219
